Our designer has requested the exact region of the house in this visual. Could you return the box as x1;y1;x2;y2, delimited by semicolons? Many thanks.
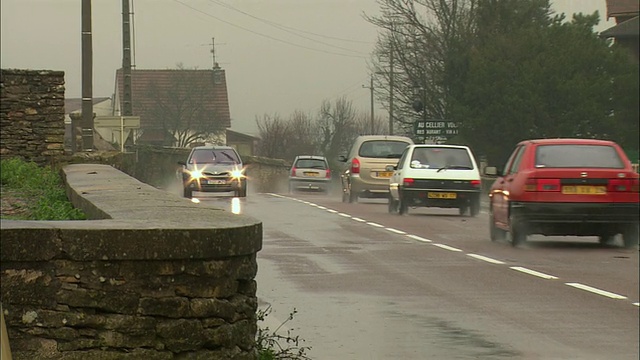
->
226;129;259;156
113;66;232;147
601;0;639;61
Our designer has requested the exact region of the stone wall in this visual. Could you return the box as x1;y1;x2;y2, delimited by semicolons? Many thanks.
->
1;164;262;359
0;69;65;164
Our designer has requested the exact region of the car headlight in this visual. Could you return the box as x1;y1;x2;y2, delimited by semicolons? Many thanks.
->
231;167;245;180
190;170;203;179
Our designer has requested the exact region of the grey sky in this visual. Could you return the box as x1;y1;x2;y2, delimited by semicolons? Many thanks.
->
1;0;614;135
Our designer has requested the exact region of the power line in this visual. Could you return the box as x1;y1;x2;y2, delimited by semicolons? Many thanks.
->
334;77;370;97
172;0;367;59
208;0;372;44
206;0;371;54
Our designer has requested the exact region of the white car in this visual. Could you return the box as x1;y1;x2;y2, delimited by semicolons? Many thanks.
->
387;144;482;216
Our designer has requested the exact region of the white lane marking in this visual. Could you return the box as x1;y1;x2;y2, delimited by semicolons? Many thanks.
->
406;234;432;243
267;195;638;306
385;228;406;235
432;243;463;252
565;283;627;300
467;254;505;265
510;266;558;280
366;222;384;228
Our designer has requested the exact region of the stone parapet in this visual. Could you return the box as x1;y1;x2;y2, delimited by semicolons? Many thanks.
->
0;164;262;359
0;69;66;164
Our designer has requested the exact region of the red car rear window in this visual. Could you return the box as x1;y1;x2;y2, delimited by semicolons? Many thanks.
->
535;144;624;169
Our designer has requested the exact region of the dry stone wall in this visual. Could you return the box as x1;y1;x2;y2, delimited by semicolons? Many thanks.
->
0;69;66;164
1;164;262;359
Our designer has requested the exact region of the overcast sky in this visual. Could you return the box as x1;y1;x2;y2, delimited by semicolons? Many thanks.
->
1;0;614;135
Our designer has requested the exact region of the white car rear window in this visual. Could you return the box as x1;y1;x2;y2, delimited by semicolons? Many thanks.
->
410;147;473;169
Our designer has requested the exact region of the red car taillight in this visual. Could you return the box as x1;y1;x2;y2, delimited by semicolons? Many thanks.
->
351;158;360;174
403;178;415;187
470;180;481;188
326;168;331;179
291;167;296;176
608;178;639;192
524;178;561;192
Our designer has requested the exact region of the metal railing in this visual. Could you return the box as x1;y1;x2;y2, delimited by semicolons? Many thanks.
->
633;163;639;173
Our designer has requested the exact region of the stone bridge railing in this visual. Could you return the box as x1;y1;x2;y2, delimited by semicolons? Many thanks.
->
0;164;262;359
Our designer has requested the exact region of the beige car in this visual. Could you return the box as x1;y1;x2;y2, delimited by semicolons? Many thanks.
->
339;135;414;203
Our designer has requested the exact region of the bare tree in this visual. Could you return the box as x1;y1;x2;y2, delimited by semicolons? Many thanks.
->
365;0;476;131
288;110;319;158
353;112;388;136
317;97;359;161
256;98;382;165
143;65;226;147
255;113;291;159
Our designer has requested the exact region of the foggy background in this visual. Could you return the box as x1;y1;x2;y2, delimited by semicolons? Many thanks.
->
0;0;614;135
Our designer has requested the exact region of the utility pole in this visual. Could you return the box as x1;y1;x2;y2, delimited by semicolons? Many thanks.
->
389;45;394;135
422;86;427;144
363;76;374;134
81;0;94;151
122;0;133;116
370;76;374;135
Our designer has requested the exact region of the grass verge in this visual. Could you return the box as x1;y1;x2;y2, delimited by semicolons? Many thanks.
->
0;157;86;220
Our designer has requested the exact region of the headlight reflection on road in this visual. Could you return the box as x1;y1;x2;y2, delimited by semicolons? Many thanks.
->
231;197;241;214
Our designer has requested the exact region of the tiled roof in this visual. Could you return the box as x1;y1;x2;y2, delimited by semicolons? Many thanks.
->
606;0;639;18
114;68;231;130
601;16;639;37
64;97;111;114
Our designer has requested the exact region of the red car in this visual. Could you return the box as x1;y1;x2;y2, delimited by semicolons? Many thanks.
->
486;138;639;247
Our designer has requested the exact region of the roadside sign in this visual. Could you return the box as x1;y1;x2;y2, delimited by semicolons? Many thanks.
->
413;120;460;143
94;116;141;129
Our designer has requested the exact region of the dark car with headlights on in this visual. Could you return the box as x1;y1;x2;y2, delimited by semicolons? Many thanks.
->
178;145;247;198
486;138;639;248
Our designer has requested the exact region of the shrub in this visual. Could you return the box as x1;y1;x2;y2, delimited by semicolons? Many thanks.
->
256;306;311;360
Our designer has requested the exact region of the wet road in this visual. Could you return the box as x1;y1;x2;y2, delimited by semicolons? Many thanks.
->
190;190;639;360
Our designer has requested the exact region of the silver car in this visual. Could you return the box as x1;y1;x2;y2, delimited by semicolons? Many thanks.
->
178;145;247;198
339;135;414;203
288;155;331;193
